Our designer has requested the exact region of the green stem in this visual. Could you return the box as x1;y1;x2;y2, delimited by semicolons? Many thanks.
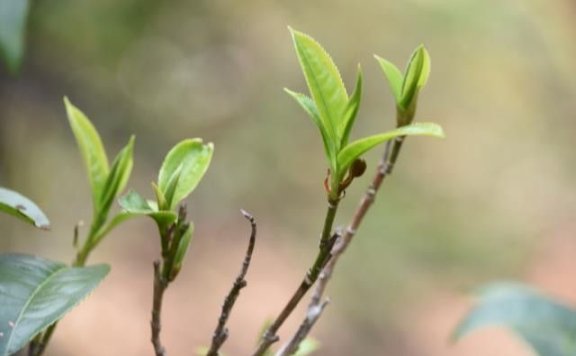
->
252;198;340;356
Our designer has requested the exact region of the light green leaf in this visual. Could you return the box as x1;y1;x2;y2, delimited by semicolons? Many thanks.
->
158;139;213;210
0;0;29;73
98;136;134;218
162;164;183;211
400;46;429;110
290;28;348;150
453;283;576;356
285;88;335;167
340;67;363;147
374;55;403;103
0;254;109;355
337;122;444;173
118;191;178;227
64;97;110;212
295;337;320;356
170;223;194;280
0;187;49;229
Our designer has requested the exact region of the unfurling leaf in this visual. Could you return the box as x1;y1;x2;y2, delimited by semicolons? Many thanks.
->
0;187;49;229
158;139;213;210
340;67;363;148
453;282;576;356
374;56;403;103
0;254;109;356
98;136;135;218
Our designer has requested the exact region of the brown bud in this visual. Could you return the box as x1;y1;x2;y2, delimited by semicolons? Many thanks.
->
349;158;367;178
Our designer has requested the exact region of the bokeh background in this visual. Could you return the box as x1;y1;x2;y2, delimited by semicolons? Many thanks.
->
2;0;576;355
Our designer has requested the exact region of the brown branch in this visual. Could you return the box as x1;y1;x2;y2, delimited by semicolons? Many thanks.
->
206;210;257;356
279;138;405;354
151;260;168;356
252;201;340;356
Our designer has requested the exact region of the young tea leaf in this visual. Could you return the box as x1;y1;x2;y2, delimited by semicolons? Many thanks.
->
158;139;213;210
453;283;576;356
340;66;363;147
64;97;110;212
170;223;194;280
400;46;429;111
289;28;348;151
118;191;178;227
0;187;49;229
285;88;336;167
337;122;444;173
0;254;109;356
98;136;135;219
374;55;403;103
0;0;30;73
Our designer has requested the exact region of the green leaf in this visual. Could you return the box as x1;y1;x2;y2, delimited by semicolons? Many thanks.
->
98;136;134;218
118;191;178;227
374;55;403;103
453;283;576;356
340;66;363;147
289;28;348;151
285;88;335;168
0;187;49;229
294;337;320;356
400;46;430;110
64;97;110;212
337;122;444;173
0;254;109;355
162;164;183;211
157;139;213;210
0;0;29;73
170;223;194;280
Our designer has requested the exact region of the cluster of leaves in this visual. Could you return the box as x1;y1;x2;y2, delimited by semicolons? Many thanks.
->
286;28;442;201
0;97;212;355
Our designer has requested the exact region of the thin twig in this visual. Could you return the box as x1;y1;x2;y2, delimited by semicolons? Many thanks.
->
252;200;340;356
279;138;404;354
206;210;257;356
151;260;168;356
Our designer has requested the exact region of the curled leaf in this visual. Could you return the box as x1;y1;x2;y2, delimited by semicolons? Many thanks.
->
0;187;49;229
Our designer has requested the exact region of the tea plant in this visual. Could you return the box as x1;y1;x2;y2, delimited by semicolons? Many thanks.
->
0;28;444;356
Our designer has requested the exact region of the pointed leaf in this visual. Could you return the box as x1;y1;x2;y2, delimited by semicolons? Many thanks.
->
170;223;194;280
64;97;110;211
163;164;183;211
0;0;29;73
374;55;403;103
158;139;213;210
0;187;49;229
98;136;134;218
453;283;576;356
0;254;109;355
340;67;363;147
290;28;348;149
400;46;429;110
285;88;335;166
337;122;444;173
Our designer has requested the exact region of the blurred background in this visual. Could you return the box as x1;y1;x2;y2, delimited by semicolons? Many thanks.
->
2;0;576;354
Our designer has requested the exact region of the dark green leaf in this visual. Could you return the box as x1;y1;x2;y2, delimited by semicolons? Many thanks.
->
0;254;109;355
289;28;348;151
0;187;49;229
453;283;576;356
157;139;213;210
337;122;444;174
374;55;403;103
0;0;29;73
64;97;110;212
340;66;363;147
